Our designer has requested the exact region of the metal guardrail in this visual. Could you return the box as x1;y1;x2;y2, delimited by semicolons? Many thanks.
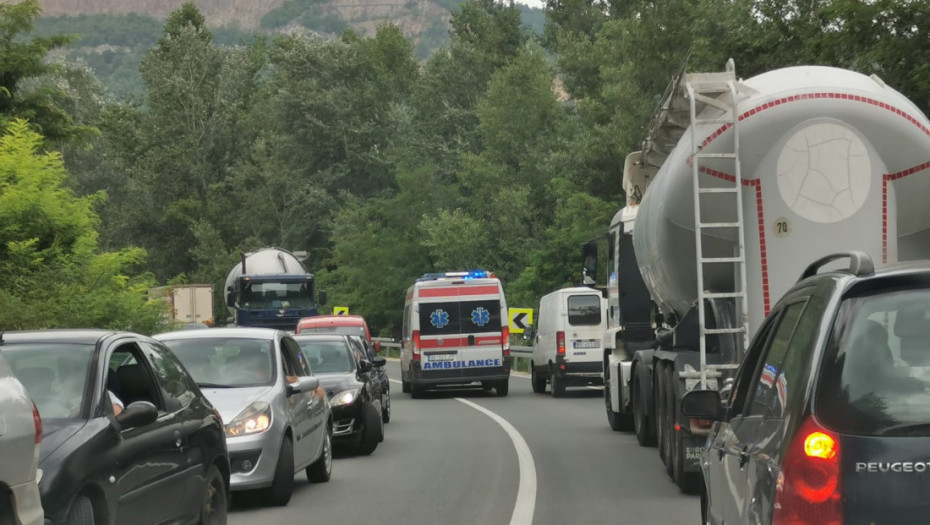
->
373;337;532;355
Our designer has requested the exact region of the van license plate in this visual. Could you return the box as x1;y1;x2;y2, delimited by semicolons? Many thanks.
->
427;353;455;361
573;340;599;349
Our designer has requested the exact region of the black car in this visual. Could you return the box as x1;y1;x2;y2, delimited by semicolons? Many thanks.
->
0;330;229;525
293;334;385;455
348;335;391;424
683;252;930;525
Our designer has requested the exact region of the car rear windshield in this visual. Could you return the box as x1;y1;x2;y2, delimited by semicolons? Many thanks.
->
299;326;366;338
816;287;930;435
294;340;355;374
3;343;94;419
418;300;502;336
568;295;601;326
162;338;275;388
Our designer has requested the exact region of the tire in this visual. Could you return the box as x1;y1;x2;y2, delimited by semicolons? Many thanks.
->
496;379;509;397
632;369;656;447
531;363;546;394
605;378;632;431
200;465;228;525
381;388;392;423
306;429;333;483
65;495;94;525
655;363;667;464
664;365;676;478
550;368;565;398
401;372;411;394
411;382;425;399
262;437;294;506
354;403;382;455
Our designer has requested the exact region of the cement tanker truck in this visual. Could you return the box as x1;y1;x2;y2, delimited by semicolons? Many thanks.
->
588;60;930;493
225;247;327;331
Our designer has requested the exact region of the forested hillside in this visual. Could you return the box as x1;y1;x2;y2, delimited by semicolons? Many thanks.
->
34;0;545;97
1;0;927;334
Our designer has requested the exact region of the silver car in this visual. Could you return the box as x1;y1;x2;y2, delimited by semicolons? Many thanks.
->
0;347;44;525
156;327;332;506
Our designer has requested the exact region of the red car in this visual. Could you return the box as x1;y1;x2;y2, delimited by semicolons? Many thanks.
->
296;315;381;353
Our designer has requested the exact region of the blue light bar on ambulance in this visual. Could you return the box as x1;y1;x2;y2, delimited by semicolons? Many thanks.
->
417;270;495;282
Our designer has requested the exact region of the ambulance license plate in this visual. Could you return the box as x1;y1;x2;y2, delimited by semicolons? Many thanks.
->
427;353;455;362
573;340;599;349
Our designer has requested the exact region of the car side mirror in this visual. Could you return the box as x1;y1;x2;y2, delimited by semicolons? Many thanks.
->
116;401;158;429
680;390;724;421
523;326;534;340
374;340;382;353
287;376;320;396
372;357;386;367
358;360;372;373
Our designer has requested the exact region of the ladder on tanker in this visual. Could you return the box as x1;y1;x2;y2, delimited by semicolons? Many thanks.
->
686;59;750;390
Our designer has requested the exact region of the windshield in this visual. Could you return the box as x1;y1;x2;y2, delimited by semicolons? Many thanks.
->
816;287;930;435
568;295;602;326
161;338;275;387
240;280;315;309
299;326;365;337
3;343;95;419
294;339;355;374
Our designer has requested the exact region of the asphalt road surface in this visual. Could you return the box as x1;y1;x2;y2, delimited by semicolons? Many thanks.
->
229;360;700;525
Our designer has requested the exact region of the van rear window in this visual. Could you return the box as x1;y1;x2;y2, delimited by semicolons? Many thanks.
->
816;288;930;435
419;300;502;335
568;295;601;326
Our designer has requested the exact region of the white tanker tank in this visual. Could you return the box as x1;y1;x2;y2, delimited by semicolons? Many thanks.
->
632;65;930;339
224;247;326;330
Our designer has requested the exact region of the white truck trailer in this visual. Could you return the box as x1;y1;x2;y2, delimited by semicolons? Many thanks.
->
149;284;215;326
591;60;930;493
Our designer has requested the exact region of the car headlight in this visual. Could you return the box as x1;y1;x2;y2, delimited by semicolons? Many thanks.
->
331;388;361;407
226;402;272;437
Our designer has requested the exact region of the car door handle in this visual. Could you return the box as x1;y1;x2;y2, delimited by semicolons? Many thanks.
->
738;446;750;468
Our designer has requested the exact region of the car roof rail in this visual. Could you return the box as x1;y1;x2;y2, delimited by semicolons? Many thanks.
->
798;251;874;282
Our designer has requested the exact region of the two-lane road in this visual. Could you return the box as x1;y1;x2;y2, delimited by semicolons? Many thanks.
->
230;361;699;524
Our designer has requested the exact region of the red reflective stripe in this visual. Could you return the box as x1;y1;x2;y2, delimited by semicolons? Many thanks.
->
418;285;500;298
419;336;503;348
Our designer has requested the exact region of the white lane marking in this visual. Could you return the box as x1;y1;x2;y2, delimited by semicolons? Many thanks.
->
455;397;536;525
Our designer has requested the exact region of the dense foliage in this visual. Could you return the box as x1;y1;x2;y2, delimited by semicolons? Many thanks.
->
1;0;928;335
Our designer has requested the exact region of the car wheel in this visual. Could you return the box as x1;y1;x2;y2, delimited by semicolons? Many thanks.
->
381;389;392;423
496;379;509;396
550;368;565;398
354;403;382;455
262;437;294;506
65;495;94;525
306;429;333;483
401;372;411;394
531;363;546;393
200;465;228;525
411;382;425;399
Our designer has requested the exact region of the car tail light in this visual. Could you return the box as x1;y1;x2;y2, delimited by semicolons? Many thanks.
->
502;325;510;356
773;416;842;525
412;330;421;361
32;402;42;444
556;331;565;356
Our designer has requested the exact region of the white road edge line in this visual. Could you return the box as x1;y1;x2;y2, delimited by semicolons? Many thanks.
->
455;397;537;525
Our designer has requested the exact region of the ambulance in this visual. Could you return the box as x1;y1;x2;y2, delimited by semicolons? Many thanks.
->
400;271;511;397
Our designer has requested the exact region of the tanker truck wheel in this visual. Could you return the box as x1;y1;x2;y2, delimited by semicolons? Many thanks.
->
663;365;676;478
632;367;656;446
655;362;667;464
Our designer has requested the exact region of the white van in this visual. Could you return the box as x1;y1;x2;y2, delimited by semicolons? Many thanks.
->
401;271;511;397
531;287;607;397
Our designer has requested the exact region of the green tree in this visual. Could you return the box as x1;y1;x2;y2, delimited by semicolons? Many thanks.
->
0;120;167;331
